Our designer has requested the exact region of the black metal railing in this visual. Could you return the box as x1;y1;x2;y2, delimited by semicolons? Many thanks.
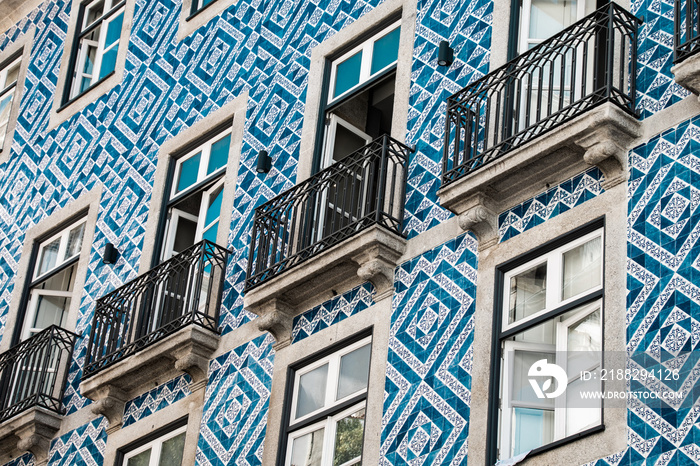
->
0;326;76;422
675;0;700;61
84;240;229;377
245;134;412;290
442;2;640;185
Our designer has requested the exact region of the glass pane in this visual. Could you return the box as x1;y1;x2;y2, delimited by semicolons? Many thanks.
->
336;344;370;400
370;27;400;75
104;12;124;48
4;62;20;89
295;364;329;418
84;0;105;27
565;377;601;436
204;185;224;226
173;216;197;254
512;407;554;456
83;42;98;75
40;265;75;292
0;92;13;147
99;47;118;79
126;449;151;466
510;350;555;407
529;0;578;40
37;238;61;276
290;427;325;466
66;223;86;259
508;262;547;324
32;295;70;332
333;408;365;466
562;237;602;300
567;308;601;374
202;221;218;244
333;52;362;98
176;152;201;193
331;123;367;164
158;432;185;466
207;134;230;174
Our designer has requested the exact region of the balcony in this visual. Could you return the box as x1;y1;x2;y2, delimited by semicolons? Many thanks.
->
672;0;700;93
0;326;76;462
81;240;228;430
438;2;641;245
244;135;411;346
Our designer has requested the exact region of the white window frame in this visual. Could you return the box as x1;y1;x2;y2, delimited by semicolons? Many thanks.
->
170;129;231;198
32;218;87;282
497;228;604;460
518;0;587;53
501;228;604;332
290;336;372;425
121;424;187;466
69;0;126;100
0;55;22;149
285;401;367;466
327;21;401;104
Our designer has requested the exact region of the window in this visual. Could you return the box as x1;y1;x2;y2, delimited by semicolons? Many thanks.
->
189;0;215;16
121;424;186;466
495;227;603;461
65;0;126;101
0;55;21;151
20;218;87;341
160;129;231;260
284;336;371;466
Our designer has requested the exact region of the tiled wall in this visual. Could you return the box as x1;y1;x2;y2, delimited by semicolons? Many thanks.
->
122;374;192;427
47;418;108;466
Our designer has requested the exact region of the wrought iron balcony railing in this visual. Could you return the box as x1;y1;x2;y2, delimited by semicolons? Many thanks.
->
442;2;640;186
0;325;76;422
84;240;229;377
245;134;412;290
675;0;700;61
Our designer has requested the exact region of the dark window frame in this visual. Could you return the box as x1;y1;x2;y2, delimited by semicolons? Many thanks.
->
114;416;188;466
486;217;607;465
276;327;373;466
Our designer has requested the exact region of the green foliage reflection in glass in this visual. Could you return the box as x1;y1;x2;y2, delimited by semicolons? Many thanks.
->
333;408;365;466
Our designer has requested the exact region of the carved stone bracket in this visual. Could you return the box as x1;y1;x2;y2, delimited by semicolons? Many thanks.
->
172;328;219;384
0;408;62;466
89;385;128;434
352;242;404;301
456;193;499;251
574;106;640;190
256;299;294;350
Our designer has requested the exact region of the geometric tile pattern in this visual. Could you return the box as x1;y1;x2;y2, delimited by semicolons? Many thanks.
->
498;166;605;242
403;0;492;238
47;417;108;466
195;334;274;466
122;374;192;427
1;454;33;466
380;233;478;465
632;0;690;119
291;282;375;344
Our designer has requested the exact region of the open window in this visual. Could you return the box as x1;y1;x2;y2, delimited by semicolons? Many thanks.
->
0;55;21;151
282;336;372;466
495;227;603;461
64;0;126;102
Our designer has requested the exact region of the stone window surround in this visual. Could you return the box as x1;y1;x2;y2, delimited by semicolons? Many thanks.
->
139;91;247;272
48;0;135;131
176;0;237;42
103;393;204;466
262;297;393;465
465;183;628;465
0;184;102;354
0;27;34;163
295;0;416;184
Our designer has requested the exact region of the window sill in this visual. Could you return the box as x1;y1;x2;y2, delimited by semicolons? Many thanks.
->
513;424;605;464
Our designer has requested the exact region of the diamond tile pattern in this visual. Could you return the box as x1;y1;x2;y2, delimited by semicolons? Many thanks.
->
291;282;375;344
122;374;192;427
47;418;108;466
380;233;478;465
1;455;33;466
195;334;274;466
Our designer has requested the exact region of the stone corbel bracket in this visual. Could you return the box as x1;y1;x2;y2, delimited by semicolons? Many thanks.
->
89;385;128;434
0;409;62;466
456;193;499;252
574;104;641;190
256;299;294;350
172;327;220;385
352;240;404;301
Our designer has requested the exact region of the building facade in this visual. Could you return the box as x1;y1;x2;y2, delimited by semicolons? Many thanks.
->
0;0;696;464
